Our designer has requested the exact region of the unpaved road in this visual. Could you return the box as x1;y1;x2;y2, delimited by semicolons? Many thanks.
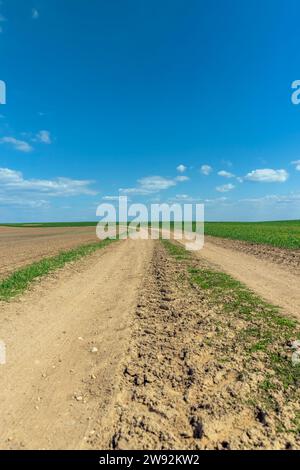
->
0;239;153;450
1;230;300;450
104;241;300;450
191;239;300;319
205;235;300;275
0;226;99;279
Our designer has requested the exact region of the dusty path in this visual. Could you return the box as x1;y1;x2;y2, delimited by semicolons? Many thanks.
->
190;239;300;319
0;238;153;450
205;235;300;275
105;241;300;450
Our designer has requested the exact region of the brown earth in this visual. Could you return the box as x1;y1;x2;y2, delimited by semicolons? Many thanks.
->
205;235;300;275
0;238;153;450
101;242;300;450
188;238;300;320
0;225;99;279
0;235;300;450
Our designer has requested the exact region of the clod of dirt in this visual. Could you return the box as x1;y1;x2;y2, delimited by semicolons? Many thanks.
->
159;304;169;311
255;408;268;426
190;417;204;439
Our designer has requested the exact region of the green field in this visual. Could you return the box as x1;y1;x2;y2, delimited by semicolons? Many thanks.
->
204;220;300;249
1;220;300;250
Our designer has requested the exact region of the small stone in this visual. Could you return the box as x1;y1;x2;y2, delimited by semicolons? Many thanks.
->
91;347;98;353
180;432;192;438
159;304;169;311
256;408;268;426
190;417;204;439
291;340;300;350
75;395;83;401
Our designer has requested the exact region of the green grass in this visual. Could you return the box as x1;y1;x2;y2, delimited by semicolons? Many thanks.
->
0;238;114;301
161;240;189;260
162;239;300;408
203;220;300;249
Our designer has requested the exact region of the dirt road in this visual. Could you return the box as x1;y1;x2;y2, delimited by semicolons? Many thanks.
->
0;238;153;450
191;239;300;319
0;226;99;279
102;241;300;450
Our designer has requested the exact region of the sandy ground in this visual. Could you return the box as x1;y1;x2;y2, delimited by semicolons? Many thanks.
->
0;232;300;449
190;239;300;319
102;242;300;450
205;235;300;275
0;226;99;279
0;239;153;450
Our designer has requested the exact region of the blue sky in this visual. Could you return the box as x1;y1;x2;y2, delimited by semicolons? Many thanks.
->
0;0;300;222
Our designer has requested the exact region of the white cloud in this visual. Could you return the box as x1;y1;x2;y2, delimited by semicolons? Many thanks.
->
102;196;121;201
0;13;6;33
218;170;235;178
240;193;300;205
200;164;213;176
0;167;97;198
221;159;233;168
32;9;39;19
175;175;189;182
0;195;48;208
175;194;190;199
172;194;198;202
291;160;300;171
216;183;235;193
36;130;52;144
176;164;187;173
120;175;178;196
245;169;288;183
0;137;33;153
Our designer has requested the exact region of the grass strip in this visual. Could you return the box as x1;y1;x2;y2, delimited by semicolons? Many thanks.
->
162;239;300;427
0;238;114;301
